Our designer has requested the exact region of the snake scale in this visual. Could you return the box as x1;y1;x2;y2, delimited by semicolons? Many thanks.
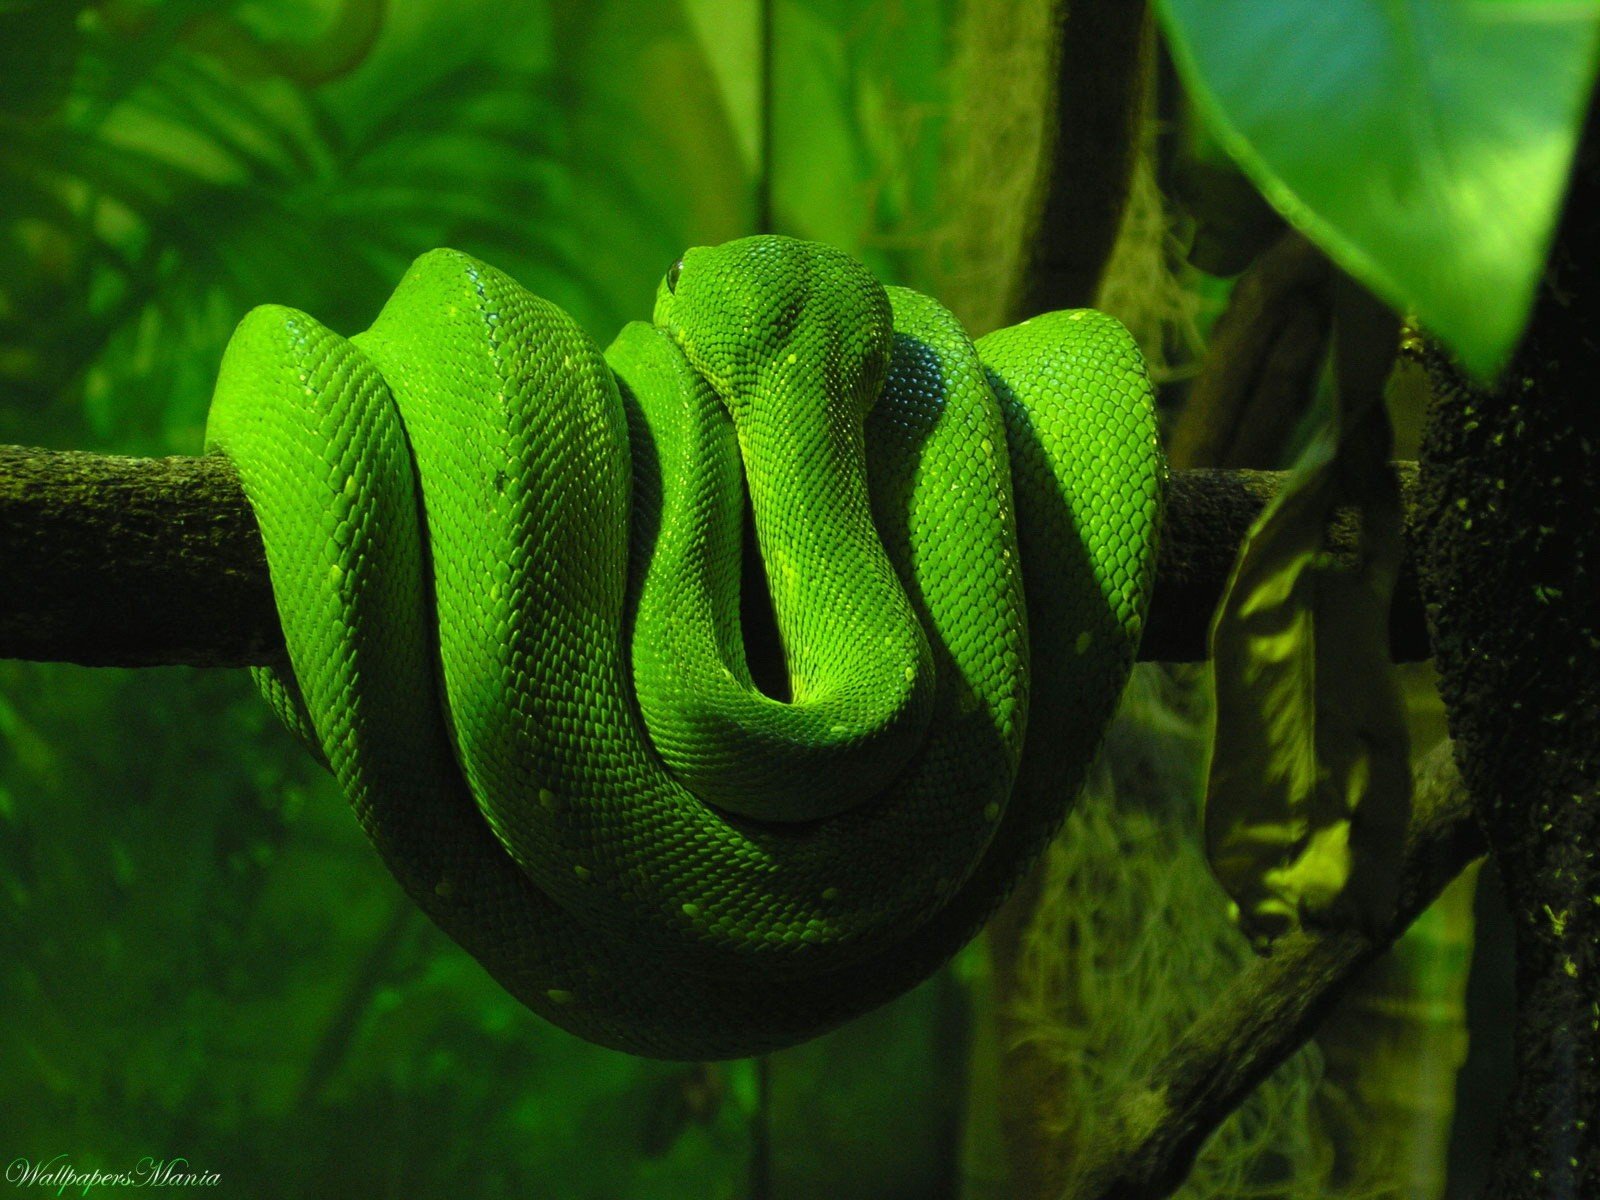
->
205;236;1163;1059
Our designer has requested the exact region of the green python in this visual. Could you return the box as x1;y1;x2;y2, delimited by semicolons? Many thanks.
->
205;236;1163;1059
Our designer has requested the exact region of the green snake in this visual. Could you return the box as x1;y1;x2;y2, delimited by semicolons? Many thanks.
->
205;236;1162;1059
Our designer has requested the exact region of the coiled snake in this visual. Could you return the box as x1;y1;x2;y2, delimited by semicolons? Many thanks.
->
206;236;1162;1059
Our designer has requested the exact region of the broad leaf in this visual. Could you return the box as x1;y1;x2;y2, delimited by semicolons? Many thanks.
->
1204;281;1412;947
1158;0;1600;374
683;0;762;176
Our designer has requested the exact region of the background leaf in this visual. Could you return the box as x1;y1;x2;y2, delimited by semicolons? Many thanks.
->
1203;280;1412;947
1157;0;1600;374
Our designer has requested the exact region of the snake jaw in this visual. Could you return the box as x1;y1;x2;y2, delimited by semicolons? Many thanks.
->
653;245;733;395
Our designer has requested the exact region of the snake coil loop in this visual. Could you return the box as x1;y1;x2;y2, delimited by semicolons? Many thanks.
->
206;235;1163;1058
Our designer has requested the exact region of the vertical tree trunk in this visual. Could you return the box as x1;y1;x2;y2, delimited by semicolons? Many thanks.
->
1414;88;1600;1198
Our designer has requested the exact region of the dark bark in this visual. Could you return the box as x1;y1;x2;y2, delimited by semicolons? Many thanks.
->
0;446;281;668
0;444;1430;668
1023;0;1153;313
1413;88;1600;1199
1150;462;1428;664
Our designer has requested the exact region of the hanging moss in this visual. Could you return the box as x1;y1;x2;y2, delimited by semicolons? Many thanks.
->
988;665;1395;1199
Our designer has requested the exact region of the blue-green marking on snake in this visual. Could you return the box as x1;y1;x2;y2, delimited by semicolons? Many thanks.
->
205;235;1163;1059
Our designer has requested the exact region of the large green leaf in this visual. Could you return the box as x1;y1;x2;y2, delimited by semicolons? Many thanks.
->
1158;0;1600;374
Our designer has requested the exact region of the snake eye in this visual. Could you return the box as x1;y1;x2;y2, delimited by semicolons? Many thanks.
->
665;257;684;294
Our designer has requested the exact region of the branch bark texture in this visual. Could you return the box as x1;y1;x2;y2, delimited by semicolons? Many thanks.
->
1023;0;1153;314
1413;78;1600;1198
0;445;1429;669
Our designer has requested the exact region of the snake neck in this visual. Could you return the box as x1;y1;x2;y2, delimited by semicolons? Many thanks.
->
613;320;936;822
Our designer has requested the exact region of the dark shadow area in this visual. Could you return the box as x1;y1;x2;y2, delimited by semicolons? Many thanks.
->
740;481;791;702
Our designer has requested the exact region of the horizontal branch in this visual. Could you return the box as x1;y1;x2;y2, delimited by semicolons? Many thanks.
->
1064;740;1482;1200
0;445;1429;668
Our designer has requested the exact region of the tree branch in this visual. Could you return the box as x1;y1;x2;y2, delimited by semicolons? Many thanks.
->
1062;739;1483;1200
0;444;1431;668
1023;0;1154;314
1412;65;1600;1196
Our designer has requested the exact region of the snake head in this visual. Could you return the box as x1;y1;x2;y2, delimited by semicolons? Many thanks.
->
653;235;893;426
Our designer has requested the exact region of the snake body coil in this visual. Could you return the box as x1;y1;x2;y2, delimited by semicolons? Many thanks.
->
206;236;1162;1059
